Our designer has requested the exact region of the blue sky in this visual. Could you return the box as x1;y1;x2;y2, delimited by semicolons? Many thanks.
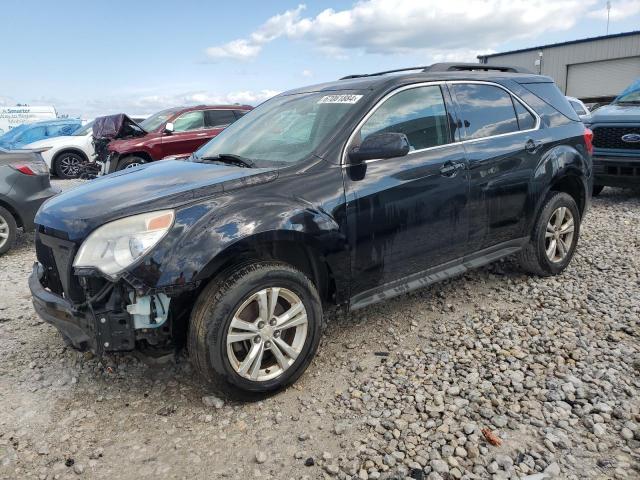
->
1;0;639;118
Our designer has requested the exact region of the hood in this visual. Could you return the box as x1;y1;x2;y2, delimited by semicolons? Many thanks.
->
93;114;147;139
35;159;277;241
590;104;640;123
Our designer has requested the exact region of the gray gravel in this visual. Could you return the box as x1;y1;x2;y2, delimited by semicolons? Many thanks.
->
0;181;638;480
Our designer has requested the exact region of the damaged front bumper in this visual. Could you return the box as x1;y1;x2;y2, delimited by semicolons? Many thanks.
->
30;262;138;354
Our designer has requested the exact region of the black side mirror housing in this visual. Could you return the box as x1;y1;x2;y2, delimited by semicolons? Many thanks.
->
348;132;410;163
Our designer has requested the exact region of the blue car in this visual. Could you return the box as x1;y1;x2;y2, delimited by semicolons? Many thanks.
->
588;78;640;194
0;119;82;150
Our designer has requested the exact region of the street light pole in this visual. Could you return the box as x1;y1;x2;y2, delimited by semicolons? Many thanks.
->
606;1;611;35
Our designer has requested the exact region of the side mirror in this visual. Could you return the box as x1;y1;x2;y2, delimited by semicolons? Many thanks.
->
348;132;410;163
164;122;174;134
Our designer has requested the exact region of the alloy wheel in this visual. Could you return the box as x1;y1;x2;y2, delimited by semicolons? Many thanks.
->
0;214;8;248
545;206;575;263
125;162;141;169
226;287;308;382
59;154;81;177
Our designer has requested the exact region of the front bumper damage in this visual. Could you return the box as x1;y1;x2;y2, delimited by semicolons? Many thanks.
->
30;262;173;355
30;263;136;353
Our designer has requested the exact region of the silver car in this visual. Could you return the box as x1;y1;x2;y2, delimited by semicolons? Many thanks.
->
0;148;59;255
566;96;592;123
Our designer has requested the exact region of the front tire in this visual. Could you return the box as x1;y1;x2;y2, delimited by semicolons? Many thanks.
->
0;206;17;255
116;155;146;171
54;152;85;179
188;262;322;393
518;192;581;277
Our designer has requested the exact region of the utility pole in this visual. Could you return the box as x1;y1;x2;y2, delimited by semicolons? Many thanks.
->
606;1;611;35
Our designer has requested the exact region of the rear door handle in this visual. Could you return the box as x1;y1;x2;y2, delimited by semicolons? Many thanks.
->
525;138;543;154
440;160;466;177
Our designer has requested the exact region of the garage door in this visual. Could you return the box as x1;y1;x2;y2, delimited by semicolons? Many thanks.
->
566;56;640;98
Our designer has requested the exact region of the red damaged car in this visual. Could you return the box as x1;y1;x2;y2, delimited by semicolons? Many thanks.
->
98;105;252;173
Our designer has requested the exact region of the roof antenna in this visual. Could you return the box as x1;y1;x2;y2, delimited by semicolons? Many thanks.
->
606;1;611;35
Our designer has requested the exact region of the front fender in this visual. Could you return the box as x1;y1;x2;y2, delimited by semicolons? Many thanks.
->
128;193;349;295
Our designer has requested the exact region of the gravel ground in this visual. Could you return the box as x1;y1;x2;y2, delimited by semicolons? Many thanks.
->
0;180;638;480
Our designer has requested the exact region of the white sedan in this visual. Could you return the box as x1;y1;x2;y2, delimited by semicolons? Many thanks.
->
23;122;95;179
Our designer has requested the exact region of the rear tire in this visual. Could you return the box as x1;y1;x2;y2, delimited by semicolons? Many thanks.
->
592;184;605;197
518;192;580;277
116;155;146;171
54;152;85;179
188;262;322;393
0;206;17;255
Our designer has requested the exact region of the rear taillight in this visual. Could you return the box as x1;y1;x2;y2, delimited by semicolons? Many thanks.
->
9;160;49;176
584;128;594;155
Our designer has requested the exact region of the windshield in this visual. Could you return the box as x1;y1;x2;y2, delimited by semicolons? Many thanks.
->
139;107;182;131
614;79;640;104
0;123;29;142
193;91;363;166
73;121;94;136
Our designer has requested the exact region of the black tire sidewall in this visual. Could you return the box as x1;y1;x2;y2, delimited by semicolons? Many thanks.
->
54;152;84;179
534;193;580;275
203;265;322;392
0;206;17;255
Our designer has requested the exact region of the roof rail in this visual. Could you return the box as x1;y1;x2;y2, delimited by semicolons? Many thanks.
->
423;62;533;74
340;66;431;80
339;62;532;80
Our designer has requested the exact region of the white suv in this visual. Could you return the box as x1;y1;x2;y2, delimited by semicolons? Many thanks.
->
23;121;95;179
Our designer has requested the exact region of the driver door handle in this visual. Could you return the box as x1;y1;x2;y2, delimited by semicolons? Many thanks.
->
440;160;466;177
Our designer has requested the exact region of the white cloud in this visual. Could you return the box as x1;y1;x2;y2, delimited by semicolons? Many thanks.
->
205;0;598;61
206;5;307;59
587;0;640;20
1;90;279;119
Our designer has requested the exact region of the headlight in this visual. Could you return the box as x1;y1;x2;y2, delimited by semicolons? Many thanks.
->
73;210;175;277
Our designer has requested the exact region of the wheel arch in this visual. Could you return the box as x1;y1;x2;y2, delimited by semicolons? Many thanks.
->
194;231;339;307
0;198;22;228
53;148;90;165
526;144;589;237
117;151;153;169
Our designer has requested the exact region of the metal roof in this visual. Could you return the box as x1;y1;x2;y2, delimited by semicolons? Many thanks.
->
477;30;640;60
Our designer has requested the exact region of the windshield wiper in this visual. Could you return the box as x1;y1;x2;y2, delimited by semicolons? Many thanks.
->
615;100;640;105
195;153;255;168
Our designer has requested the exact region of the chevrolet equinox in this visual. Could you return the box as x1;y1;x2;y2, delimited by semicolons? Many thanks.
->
30;63;593;393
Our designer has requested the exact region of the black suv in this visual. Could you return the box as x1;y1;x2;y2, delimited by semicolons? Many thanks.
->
29;64;592;393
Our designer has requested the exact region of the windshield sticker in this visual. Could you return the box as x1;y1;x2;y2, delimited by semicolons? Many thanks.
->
317;94;363;104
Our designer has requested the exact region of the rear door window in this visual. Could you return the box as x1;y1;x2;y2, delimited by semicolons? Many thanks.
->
173;111;205;132
205;110;237;128
452;84;520;139
359;85;451;151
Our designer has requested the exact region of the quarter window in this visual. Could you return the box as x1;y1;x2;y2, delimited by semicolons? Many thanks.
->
513;98;536;130
173;111;205;132
453;84;520;139
359;86;451;151
205;110;237;128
